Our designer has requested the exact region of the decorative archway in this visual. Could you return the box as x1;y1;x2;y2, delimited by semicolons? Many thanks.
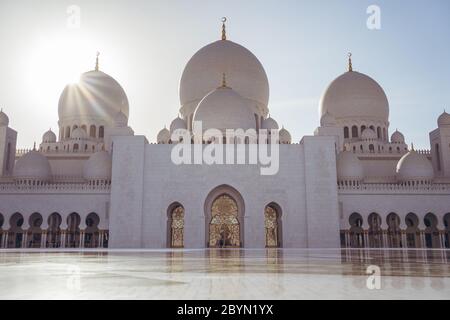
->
167;204;185;248
27;213;43;248
368;213;382;248
405;213;420;248
204;185;245;248
8;213;24;248
264;203;282;248
47;213;62;248
444;213;450;249
84;213;100;248
66;213;81;248
348;212;364;248
424;213;440;248
386;213;402;248
209;195;240;248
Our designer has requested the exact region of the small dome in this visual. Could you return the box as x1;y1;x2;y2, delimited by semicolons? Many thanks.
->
361;128;377;141
193;86;256;134
261;117;279;130
337;151;364;182
83;151;112;181
279;127;292;144
320;71;389;123
170;117;187;134
437;111;450;127
320;111;336;127
114;110;128;127
0;110;9;127
391;130;405;144
396;149;434;183
13;150;52;181
71;127;87;140
42;129;57;143
157;127;170;144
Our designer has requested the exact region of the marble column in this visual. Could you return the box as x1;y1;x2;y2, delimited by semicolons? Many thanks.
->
42;231;48;248
61;231;66;248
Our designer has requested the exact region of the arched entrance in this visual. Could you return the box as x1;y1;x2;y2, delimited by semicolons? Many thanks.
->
348;213;364;248
47;213;62;248
66;213;81;248
264;203;282;248
424;213;440;248
167;204;185;248
444;213;450;249
368;212;382;248
405;213;420;248
8;213;24;248
209;195;240;248
387;212;402;248
27;213;43;248
84;213;100;248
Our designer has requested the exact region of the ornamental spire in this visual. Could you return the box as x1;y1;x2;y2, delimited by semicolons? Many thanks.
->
221;73;227;87
347;52;353;72
95;51;100;71
221;17;227;40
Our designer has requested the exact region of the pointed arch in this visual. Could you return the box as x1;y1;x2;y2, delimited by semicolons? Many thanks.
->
167;203;185;248
204;185;245;248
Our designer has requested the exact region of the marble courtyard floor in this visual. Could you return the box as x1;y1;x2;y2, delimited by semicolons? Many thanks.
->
0;249;449;299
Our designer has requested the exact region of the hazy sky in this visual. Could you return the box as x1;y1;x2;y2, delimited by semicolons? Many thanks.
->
0;0;449;149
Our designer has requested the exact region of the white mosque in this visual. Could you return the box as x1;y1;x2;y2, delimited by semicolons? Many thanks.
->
0;20;449;250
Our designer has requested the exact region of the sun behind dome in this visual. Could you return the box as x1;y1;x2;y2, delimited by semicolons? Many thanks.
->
58;70;129;125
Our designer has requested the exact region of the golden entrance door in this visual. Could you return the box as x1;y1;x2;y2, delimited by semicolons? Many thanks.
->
264;206;279;248
209;195;240;248
171;206;185;248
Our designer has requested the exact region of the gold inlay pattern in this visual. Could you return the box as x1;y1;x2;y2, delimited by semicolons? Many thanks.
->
209;195;240;247
265;206;279;248
171;206;184;248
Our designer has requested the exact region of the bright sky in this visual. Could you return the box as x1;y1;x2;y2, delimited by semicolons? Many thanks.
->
0;0;449;149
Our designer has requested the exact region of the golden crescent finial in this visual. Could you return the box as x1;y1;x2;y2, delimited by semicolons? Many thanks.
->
221;17;227;40
95;51;100;71
347;52;353;72
221;73;227;87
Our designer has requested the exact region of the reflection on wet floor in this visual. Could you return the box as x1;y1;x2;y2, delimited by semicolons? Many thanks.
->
0;249;449;299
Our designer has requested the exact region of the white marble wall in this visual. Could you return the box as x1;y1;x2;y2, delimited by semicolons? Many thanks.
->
108;136;341;248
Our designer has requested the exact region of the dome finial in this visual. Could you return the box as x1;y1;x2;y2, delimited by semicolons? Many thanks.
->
221;73;227;87
347;52;353;72
95;51;100;71
221;17;227;40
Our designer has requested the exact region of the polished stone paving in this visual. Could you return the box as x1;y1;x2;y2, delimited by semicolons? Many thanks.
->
0;248;449;299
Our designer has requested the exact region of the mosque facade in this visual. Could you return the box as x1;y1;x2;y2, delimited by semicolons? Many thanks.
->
0;21;449;250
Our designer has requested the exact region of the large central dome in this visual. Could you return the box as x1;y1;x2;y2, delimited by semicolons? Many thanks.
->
58;70;129;124
180;39;269;118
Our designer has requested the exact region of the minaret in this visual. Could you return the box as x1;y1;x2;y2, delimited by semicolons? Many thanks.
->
430;109;450;178
0;109;17;176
